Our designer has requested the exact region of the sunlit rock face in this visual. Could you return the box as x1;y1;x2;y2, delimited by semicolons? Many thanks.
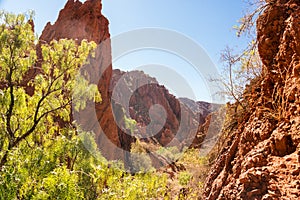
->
203;1;300;199
40;0;126;160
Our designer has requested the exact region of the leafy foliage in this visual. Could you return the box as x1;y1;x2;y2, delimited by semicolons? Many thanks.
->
156;146;181;162
0;11;100;167
0;127;169;199
129;139;154;173
178;171;192;186
124;114;137;134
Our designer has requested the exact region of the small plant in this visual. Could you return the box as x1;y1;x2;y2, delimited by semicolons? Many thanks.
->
124;114;137;134
156;146;181;162
178;171;192;186
129;139;153;172
179;148;209;166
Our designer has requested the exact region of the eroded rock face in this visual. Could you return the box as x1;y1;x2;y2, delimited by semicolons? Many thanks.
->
203;1;300;199
40;0;129;160
110;69;215;149
40;0;111;100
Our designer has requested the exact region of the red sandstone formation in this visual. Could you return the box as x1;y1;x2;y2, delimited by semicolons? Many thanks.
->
203;1;300;199
110;69;215;149
40;0;126;160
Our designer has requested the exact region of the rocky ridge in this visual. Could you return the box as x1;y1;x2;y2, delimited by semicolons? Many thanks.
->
110;69;217;149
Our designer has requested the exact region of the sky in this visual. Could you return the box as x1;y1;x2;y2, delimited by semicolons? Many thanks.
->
0;0;250;102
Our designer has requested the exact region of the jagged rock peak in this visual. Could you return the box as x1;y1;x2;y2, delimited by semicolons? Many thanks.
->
40;0;109;44
64;0;102;15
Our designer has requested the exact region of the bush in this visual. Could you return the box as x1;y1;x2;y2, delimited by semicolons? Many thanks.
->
178;171;192;186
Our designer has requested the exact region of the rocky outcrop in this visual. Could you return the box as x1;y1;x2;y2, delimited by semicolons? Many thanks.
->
40;0;111;103
110;69;216;149
203;1;300;199
40;0;130;160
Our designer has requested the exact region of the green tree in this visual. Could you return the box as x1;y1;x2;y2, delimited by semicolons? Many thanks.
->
0;11;99;168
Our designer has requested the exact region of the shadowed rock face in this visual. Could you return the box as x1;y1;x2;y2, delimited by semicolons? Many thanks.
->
203;1;300;199
110;69;216;148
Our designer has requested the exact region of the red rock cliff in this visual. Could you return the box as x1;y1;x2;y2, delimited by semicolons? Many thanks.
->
203;1;300;199
110;69;216;149
40;0;126;160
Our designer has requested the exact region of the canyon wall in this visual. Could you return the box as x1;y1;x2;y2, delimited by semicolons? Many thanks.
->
110;69;216;149
203;1;300;199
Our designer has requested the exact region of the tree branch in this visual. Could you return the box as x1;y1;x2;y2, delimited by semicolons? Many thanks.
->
6;44;16;142
14;98;72;147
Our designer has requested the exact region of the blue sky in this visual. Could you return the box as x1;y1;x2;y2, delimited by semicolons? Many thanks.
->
0;0;250;102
